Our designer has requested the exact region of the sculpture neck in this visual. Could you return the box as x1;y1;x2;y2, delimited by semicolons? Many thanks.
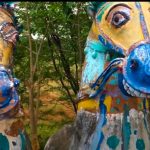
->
77;63;149;114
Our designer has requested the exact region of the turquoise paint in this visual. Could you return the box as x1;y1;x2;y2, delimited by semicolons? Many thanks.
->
122;104;131;150
108;79;117;85
92;51;98;59
19;131;26;150
84;39;107;54
116;98;120;104
82;39;108;85
110;107;115;113
87;2;106;14
96;2;107;11
107;135;120;150
106;53;111;61
136;139;145;150
134;130;137;135
96;3;112;22
0;133;9;150
108;73;118;85
98;35;125;56
0;2;15;5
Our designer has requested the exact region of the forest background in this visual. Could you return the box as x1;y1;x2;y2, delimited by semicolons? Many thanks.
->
15;2;91;150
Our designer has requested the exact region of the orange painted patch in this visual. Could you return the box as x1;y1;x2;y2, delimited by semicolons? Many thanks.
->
5;119;24;137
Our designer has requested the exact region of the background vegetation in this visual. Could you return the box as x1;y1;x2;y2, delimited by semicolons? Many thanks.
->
14;2;91;150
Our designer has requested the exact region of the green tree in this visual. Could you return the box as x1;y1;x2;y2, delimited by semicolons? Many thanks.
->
14;2;91;149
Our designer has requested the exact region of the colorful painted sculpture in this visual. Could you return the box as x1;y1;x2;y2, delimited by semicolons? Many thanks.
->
0;2;30;149
77;2;150;150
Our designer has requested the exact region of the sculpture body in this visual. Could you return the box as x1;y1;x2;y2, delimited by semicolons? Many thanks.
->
44;2;150;150
0;3;31;149
77;2;150;150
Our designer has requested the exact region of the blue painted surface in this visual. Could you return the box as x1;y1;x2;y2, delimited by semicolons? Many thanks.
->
123;43;150;94
14;78;20;88
90;67;118;98
98;35;125;56
135;2;150;39
0;70;13;108
89;58;123;98
0;68;19;109
90;93;107;150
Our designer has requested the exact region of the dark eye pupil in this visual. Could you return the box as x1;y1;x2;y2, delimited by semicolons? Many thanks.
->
113;14;124;25
114;16;120;23
111;12;129;28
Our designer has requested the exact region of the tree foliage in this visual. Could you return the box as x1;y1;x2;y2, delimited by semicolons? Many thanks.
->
14;2;91;149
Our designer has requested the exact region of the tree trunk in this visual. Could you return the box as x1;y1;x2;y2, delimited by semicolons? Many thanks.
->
26;2;39;150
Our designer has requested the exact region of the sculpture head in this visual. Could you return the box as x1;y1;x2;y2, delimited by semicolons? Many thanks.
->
0;2;21;67
88;2;150;98
0;2;21;118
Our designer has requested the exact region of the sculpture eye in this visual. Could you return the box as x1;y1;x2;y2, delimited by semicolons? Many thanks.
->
106;4;131;28
111;12;130;28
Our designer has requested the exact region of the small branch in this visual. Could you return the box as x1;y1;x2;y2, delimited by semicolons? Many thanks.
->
33;31;47;77
47;36;77;113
